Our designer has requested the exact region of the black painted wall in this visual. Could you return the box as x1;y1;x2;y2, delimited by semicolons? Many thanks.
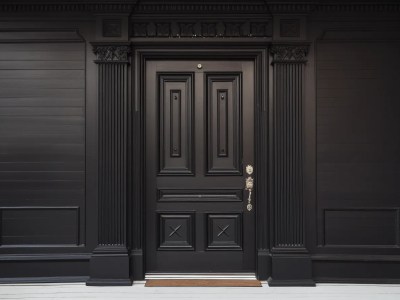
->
0;0;399;285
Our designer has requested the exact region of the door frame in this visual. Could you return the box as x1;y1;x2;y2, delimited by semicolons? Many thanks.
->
129;45;271;280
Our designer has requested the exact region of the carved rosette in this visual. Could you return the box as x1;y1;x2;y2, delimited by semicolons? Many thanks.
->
270;45;309;63
93;45;131;63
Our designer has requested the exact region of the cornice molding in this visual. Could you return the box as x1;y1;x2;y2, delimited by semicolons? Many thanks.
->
0;1;136;13
270;44;309;63
92;44;131;63
0;1;399;14
316;3;400;13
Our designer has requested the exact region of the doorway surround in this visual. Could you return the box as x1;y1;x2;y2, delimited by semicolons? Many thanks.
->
88;5;310;286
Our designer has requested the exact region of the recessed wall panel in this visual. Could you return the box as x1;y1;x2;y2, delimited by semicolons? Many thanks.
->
324;209;398;246
0;207;79;246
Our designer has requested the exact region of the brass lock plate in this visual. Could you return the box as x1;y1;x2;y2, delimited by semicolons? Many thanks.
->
245;177;254;190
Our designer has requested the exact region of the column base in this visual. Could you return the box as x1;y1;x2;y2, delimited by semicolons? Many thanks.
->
87;246;132;286
268;253;315;286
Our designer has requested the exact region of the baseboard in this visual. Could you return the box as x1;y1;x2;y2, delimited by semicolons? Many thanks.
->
313;259;400;283
314;278;400;284
0;253;91;261
0;258;89;279
0;276;88;284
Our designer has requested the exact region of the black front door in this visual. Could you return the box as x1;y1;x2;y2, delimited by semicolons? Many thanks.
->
145;59;255;273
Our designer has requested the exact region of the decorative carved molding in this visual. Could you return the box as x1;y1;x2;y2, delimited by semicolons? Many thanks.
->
270;45;309;63
92;45;131;62
131;21;272;38
132;2;270;14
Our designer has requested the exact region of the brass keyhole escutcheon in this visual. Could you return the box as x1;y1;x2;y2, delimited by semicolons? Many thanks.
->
246;165;253;175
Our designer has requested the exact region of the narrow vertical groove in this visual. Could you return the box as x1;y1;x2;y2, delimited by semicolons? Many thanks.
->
300;64;304;244
289;63;292;246
116;64;120;245
276;64;282;246
275;64;280;246
123;64;127;245
108;64;111;245
274;65;277;245
275;64;279;246
282;63;286;246
105;63;109;245
99;63;102;244
291;64;300;246
122;64;126;245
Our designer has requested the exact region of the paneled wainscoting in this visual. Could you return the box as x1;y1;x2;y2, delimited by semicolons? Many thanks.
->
1;283;400;300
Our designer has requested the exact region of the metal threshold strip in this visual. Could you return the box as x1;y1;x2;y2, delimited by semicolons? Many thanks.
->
145;273;257;280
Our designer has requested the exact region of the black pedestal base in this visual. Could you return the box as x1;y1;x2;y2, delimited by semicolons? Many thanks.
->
87;246;132;286
268;253;315;286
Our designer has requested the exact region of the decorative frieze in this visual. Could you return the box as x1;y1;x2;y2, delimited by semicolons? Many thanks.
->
132;3;270;14
270;45;309;63
131;21;272;38
93;45;131;62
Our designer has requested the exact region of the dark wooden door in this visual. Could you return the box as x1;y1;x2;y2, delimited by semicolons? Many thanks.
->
145;59;255;273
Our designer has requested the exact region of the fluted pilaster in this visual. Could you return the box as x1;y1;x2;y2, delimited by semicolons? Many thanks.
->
269;44;314;286
271;45;308;249
87;44;132;286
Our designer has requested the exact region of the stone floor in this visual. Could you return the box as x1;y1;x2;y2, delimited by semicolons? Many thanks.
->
1;282;400;300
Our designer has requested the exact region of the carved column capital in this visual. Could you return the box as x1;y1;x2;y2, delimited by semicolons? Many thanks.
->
270;44;309;63
92;44;131;63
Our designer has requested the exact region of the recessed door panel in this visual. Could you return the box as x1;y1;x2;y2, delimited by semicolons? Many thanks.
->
206;74;242;175
158;74;194;175
146;60;255;273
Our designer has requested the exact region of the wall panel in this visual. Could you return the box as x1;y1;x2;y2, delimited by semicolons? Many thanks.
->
316;38;400;253
0;32;86;251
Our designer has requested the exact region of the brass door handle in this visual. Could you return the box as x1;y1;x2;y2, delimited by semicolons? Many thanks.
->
245;165;254;211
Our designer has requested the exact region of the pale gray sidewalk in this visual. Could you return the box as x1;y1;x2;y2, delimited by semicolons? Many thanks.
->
1;283;400;300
